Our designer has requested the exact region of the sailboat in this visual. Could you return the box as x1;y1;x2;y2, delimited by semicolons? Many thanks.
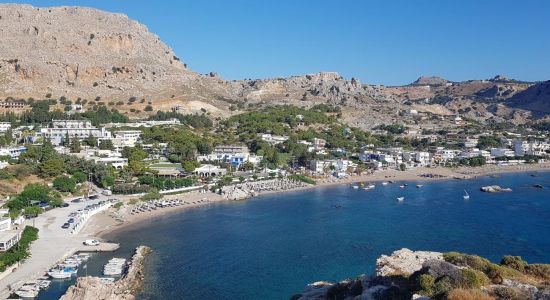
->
397;197;405;202
463;189;470;200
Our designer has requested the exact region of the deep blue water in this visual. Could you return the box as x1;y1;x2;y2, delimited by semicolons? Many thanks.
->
39;171;550;299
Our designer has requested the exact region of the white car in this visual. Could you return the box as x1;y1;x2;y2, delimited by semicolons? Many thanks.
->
83;239;100;246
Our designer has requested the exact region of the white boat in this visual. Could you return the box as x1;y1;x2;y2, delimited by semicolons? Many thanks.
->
399;185;405;188
367;184;375;189
416;184;423;188
352;185;359;189
15;283;40;298
397;197;405;202
463;189;470;200
382;182;389;185
48;267;74;279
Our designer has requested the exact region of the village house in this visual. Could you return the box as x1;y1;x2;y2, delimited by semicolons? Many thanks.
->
0;146;27;159
0;217;22;252
259;134;289;145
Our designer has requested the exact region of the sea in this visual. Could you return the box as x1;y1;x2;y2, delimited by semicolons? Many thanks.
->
38;171;550;300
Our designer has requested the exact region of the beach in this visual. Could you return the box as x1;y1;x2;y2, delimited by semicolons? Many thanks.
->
2;162;549;298
92;162;550;238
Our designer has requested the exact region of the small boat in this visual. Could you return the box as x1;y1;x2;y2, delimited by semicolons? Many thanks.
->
382;182;389;185
15;283;40;298
367;184;375;189
48;266;76;279
399;185;405;189
397;197;405;202
416;184;423;188
463;189;470;200
352;185;359;189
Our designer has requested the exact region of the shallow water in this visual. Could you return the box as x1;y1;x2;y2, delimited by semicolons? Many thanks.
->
38;171;550;299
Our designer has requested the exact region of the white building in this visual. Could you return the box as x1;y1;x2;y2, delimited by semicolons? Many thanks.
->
513;140;550;156
0;122;11;133
260;134;289;145
0;217;21;252
40;120;111;145
193;164;227;177
110;130;142;148
490;148;515;158
0;146;27;159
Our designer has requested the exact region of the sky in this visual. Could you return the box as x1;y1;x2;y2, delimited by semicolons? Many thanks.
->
6;0;550;85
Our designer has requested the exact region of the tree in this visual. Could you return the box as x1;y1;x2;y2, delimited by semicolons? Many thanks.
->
399;163;406;171
99;140;114;150
69;139;81;153
72;171;87;183
144;105;153;112
23;206;42;218
7;184;62;212
53;176;77;193
39;158;65;177
182;160;200;172
85;135;97;147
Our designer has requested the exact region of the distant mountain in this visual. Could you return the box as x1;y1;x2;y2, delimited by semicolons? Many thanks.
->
508;81;550;116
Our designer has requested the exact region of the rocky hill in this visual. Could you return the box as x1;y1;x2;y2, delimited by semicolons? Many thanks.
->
508;81;550;116
0;4;547;127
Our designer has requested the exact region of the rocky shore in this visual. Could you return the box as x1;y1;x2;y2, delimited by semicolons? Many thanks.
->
220;178;311;200
480;185;513;193
60;246;152;300
292;248;550;300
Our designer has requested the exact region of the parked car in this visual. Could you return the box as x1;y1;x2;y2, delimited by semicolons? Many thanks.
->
61;223;70;229
83;239;100;246
62;203;70;207
67;218;75;223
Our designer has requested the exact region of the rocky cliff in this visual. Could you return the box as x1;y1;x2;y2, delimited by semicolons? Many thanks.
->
292;248;550;300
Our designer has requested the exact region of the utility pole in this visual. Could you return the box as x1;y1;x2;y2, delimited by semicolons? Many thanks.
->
86;172;93;200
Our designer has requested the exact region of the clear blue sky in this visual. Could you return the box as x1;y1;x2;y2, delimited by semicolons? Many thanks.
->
8;0;550;85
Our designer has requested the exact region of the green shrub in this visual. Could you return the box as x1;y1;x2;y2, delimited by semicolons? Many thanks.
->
500;256;527;272
524;264;550;280
459;269;489;289
433;276;453;297
417;274;435;296
492;286;520;300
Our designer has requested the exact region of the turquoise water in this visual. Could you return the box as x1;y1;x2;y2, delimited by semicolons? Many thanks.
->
38;171;550;299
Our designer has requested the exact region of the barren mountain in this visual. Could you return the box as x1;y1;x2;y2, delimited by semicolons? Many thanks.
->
0;4;547;127
508;81;550;116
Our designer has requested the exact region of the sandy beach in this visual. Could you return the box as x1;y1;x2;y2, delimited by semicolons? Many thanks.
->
91;162;550;239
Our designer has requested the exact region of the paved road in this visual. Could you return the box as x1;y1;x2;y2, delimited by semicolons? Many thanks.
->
0;195;111;298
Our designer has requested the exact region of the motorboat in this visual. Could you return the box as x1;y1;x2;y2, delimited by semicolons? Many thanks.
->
416;184;423;188
397;197;405;202
15;283;40;298
48;267;74;279
463;189;470;200
382;182;389;185
399;185;405;189
352;185;359;189
367;184;375;189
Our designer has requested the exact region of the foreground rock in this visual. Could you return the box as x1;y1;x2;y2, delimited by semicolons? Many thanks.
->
60;246;152;300
480;185;513;193
291;248;550;300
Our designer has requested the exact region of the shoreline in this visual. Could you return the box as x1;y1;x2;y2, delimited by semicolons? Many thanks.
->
92;162;550;239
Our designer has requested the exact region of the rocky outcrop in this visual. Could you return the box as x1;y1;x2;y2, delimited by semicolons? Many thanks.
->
376;248;443;276
60;246;152;300
480;185;512;193
292;249;550;300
